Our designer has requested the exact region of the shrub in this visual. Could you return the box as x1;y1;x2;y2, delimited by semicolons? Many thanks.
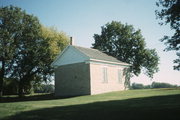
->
131;83;145;89
151;82;177;88
3;78;18;95
34;84;54;93
131;82;178;89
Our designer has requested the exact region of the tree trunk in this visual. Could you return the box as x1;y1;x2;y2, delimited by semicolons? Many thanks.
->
0;59;5;98
18;80;24;97
0;78;3;97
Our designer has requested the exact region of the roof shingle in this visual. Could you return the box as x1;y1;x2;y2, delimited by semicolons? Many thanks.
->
73;45;130;66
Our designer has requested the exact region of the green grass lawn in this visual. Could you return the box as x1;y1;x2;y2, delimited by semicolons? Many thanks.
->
0;88;180;120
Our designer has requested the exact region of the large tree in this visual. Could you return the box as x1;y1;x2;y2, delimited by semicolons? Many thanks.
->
93;21;159;83
0;6;69;97
0;6;23;97
155;0;180;70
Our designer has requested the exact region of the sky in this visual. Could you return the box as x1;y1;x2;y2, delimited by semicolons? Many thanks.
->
1;0;180;85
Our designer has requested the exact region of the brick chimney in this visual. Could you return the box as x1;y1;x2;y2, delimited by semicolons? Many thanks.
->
70;37;74;45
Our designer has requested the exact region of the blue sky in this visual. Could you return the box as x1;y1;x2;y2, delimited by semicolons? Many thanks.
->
1;0;180;85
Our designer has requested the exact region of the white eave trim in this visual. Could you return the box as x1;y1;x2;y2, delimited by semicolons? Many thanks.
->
51;45;90;68
86;58;131;67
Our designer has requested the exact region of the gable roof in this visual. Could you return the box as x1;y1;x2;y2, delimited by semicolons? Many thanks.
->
72;45;130;66
51;45;131;67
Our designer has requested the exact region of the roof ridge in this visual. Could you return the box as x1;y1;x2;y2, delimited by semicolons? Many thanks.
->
71;45;99;51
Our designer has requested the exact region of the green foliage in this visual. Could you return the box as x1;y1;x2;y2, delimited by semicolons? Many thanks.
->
93;21;159;79
0;6;69;97
155;0;180;70
40;26;69;60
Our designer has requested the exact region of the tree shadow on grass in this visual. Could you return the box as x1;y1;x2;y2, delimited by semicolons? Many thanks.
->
4;94;180;120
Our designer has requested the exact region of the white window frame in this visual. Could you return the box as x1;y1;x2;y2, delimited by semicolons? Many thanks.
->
118;69;123;84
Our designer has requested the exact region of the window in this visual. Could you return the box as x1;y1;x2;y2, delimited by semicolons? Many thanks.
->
102;67;108;83
118;69;123;84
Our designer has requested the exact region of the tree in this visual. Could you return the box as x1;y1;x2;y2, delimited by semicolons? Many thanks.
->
0;6;69;97
40;26;69;60
0;6;24;97
92;21;159;85
155;0;180;70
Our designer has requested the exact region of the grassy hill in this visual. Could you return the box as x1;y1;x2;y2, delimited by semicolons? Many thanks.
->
0;88;180;120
